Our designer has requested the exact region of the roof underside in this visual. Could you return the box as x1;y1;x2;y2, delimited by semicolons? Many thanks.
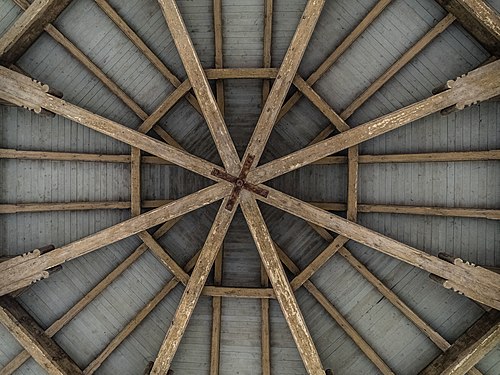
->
0;0;499;374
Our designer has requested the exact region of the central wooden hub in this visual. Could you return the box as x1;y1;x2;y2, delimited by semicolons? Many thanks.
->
211;154;269;210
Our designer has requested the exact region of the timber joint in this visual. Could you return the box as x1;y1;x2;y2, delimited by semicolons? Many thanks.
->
211;154;269;210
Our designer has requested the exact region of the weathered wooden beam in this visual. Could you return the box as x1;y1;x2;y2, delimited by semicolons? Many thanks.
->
0;0;73;65
0;183;230;296
435;0;500;56
262;0;273;103
157;0;240;175
254;185;500;309
2;148;497;166
240;192;325;374
277;0;393;121
0;67;224;182
261;3;273;372
0;219;181;375
210;248;222;375
420;311;500;375
93;0;201;114
150;198;236;374
203;286;275;299
242;0;326;169
274;243;394;374
213;0;225;117
249;60;500;184
0;296;82;375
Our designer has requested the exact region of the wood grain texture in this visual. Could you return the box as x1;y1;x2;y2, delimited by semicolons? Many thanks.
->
240;192;324;374
256;185;500;309
249;60;500;184
242;0;326;168
0;297;82;375
150;198;236;374
0;0;72;64
157;0;240;174
0;183;231;296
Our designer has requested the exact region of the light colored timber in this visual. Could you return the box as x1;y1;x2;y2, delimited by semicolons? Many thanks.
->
420;311;499;375
205;67;278;79
253;185;500;309
0;0;72;65
203;286;275;299
131;147;141;217
0;218;180;375
277;0;393;121
157;0;240;174
340;13;456;121
138;232;189;285
240;192;324;374
262;0;273;103
2;148;497;166
214;0;224;117
211;7;224;369
3;200;497;220
210;245;223;375
347;146;359;221
310;202;500;220
0;297;82;375
151;198;236;374
274;243;394;374
290;235;349;290
0;66;225;182
93;0;201;114
435;0;500;56
0;183;231;296
249;60;500;184
261;4;273;373
242;0;325;169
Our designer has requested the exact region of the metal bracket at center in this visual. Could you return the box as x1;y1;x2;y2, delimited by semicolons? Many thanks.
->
211;154;269;211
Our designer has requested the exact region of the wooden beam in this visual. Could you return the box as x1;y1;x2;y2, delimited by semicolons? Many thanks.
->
249;60;500;184
277;0;393;121
261;3;272;372
0;0;73;65
262;0;273;102
150;198;236;374
157;0;240;174
274;243;394;374
254;185;500;309
242;0;325;168
93;0;201;114
435;0;500;56
0;297;82;375
240;192;325;374
3;200;497;220
210;244;223;375
213;0;225;117
420;311;500;375
2;148;498;166
0;66;223;182
0;218;182;375
0;183;231;296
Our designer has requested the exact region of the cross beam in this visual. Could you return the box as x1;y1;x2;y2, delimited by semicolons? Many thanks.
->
0;297;82;375
0;0;73;65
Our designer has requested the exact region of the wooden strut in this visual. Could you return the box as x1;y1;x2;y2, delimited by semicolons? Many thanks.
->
212;155;269;211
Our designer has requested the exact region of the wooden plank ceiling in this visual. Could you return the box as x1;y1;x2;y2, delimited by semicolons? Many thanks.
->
0;0;499;374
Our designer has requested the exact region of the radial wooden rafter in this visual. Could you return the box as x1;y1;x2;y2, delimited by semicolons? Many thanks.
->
0;0;499;374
